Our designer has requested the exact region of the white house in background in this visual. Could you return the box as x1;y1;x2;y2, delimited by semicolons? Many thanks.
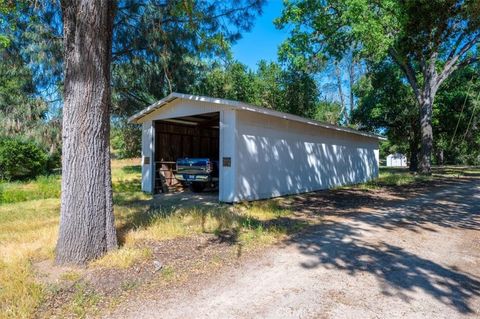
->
386;153;407;167
129;93;385;203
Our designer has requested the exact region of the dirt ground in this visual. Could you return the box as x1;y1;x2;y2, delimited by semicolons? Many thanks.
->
106;178;480;319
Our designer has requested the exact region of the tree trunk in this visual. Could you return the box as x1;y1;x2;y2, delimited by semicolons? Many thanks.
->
348;56;356;116
56;0;117;265
334;62;347;124
437;149;444;166
418;94;434;175
409;122;420;172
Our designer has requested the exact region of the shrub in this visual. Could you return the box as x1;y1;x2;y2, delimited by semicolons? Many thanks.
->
0;136;48;181
46;149;62;172
111;124;141;159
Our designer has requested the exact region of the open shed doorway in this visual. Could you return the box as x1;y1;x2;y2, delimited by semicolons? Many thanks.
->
153;112;220;194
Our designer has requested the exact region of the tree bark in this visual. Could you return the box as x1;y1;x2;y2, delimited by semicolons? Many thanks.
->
56;0;117;265
418;94;434;175
417;54;438;175
334;62;347;124
408;119;420;172
347;55;356;116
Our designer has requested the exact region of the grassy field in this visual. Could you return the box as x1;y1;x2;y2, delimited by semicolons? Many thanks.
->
1;162;479;318
363;166;480;188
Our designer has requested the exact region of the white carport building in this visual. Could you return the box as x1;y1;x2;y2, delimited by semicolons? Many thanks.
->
129;93;384;203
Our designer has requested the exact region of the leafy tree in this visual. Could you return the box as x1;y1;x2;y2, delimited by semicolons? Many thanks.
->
276;0;480;174
194;61;260;103
0;49;46;134
352;61;420;170
111;0;266;116
315;100;342;125
194;60;320;118
279;66;318;118
0;41;62;157
353;62;480;168
255;60;283;109
111;122;141;159
0;0;16;48
433;66;480;165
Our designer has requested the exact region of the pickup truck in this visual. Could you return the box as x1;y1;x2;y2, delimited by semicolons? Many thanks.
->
175;158;219;192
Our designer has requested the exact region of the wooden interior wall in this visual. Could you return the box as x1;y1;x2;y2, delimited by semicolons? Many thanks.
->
154;121;220;162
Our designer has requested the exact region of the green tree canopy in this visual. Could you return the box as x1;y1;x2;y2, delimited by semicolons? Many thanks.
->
277;0;480;173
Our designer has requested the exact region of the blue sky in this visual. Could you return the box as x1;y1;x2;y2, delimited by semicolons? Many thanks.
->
231;0;289;70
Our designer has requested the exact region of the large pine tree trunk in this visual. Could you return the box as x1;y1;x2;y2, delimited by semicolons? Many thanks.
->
56;0;117;265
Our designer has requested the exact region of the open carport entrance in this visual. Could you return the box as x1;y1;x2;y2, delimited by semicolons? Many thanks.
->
153;112;220;194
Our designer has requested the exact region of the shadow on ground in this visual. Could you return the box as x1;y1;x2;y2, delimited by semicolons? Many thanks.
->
283;178;480;314
114;190;301;248
112;174;480;314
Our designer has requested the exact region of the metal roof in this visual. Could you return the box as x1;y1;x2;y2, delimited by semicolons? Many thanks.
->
128;92;386;140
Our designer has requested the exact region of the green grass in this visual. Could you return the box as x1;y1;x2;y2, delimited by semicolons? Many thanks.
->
66;283;101;319
357;167;431;189
0;175;61;204
160;266;176;281
357;166;480;190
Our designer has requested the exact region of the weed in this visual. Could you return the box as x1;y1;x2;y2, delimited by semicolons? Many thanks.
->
120;280;139;291
0;260;44;319
61;271;81;282
67;282;101;319
160;266;175;281
91;247;152;269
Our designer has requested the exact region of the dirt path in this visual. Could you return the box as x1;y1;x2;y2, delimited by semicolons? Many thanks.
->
108;179;480;319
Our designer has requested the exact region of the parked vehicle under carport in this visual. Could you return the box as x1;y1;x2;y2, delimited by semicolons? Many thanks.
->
175;157;219;192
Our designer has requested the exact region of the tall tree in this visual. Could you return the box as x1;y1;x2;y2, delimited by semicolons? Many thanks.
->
54;0;265;263
432;65;480;165
352;61;420;170
276;0;480;174
353;62;480;168
56;0;117;265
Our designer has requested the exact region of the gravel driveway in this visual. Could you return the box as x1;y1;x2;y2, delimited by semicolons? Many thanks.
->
110;179;480;319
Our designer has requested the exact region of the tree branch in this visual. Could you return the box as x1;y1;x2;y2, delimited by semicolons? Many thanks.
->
437;32;480;88
389;48;421;103
447;30;466;61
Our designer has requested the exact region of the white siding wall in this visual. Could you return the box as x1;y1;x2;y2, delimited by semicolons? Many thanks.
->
141;121;153;193
138;98;380;201
219;110;237;202
235;111;379;201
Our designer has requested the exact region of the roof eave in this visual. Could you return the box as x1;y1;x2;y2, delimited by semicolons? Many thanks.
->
128;93;180;124
128;92;387;141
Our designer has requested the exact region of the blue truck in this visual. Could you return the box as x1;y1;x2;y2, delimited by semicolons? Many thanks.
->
175;158;219;192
